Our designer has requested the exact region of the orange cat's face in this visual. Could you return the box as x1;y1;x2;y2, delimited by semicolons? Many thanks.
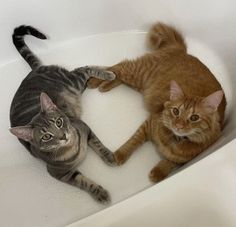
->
162;81;223;141
163;99;213;138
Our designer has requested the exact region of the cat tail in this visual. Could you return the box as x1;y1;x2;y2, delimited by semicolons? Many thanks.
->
147;23;187;52
12;25;47;70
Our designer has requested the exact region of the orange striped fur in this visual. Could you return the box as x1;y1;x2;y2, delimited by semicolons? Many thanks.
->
88;23;226;183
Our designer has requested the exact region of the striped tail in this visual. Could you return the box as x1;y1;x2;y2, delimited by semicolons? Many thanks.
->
12;25;47;69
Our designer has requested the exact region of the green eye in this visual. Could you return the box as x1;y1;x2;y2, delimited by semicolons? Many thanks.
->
56;118;63;128
42;133;52;141
172;107;179;116
190;114;200;122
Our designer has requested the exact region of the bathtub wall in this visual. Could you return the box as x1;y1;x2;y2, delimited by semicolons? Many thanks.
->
0;0;235;133
1;1;236;226
0;0;235;63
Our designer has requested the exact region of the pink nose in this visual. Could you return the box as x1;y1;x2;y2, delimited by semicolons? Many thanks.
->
175;123;184;130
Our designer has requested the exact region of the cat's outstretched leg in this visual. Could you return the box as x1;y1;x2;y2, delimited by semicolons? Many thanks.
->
48;168;111;204
114;119;151;165
88;56;153;92
71;66;116;92
149;159;179;183
72;119;116;166
85;65;122;91
88;129;117;166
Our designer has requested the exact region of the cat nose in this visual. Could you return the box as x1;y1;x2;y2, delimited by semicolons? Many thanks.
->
175;123;184;130
61;133;67;140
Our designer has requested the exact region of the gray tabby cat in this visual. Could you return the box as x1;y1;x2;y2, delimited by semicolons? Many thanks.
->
10;25;116;203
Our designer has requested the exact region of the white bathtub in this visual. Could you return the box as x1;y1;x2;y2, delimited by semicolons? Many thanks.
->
0;0;236;227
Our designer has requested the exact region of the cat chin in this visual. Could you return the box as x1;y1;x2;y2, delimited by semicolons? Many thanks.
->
60;139;70;147
171;128;191;138
40;146;58;152
60;136;74;147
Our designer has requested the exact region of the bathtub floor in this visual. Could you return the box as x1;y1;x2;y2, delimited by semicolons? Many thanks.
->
0;31;231;227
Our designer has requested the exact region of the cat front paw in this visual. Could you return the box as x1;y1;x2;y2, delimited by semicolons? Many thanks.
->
87;78;104;88
114;150;129;165
102;152;117;167
102;71;116;81
88;78;121;92
92;186;111;204
149;168;166;183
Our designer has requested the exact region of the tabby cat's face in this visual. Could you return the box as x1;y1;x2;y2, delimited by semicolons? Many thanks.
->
31;110;75;152
162;81;223;140
10;93;77;152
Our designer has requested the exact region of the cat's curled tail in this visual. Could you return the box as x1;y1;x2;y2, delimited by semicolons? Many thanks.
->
147;23;187;52
12;25;47;69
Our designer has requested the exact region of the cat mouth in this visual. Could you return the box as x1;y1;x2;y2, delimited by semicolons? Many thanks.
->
171;128;191;137
62;137;70;145
61;133;72;146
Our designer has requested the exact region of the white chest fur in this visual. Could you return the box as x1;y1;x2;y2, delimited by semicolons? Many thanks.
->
76;132;88;164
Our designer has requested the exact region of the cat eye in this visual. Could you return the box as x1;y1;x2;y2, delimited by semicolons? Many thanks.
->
42;133;53;141
56;118;63;128
190;114;200;122
172;107;179;116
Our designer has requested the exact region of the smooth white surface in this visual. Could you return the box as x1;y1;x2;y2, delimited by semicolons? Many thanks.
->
68;139;236;227
0;0;236;227
0;0;236;67
0;32;152;227
0;31;233;227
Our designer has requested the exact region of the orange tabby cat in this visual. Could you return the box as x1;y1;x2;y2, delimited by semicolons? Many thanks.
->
88;23;226;182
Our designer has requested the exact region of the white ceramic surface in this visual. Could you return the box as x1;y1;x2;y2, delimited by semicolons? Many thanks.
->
0;1;235;227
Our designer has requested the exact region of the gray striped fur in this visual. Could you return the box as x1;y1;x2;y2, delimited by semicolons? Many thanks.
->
10;25;116;203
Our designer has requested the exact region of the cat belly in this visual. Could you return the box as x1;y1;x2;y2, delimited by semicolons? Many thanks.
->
77;142;88;164
58;87;82;119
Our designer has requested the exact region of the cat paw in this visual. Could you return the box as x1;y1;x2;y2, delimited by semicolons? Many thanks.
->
149;169;166;183
87;78;103;88
102;152;117;167
114;150;128;165
88;77;121;92
98;79;122;92
92;186;111;204
102;71;116;81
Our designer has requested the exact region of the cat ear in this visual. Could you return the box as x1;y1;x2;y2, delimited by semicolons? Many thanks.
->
201;90;224;112
40;92;57;113
170;80;184;101
10;126;33;142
